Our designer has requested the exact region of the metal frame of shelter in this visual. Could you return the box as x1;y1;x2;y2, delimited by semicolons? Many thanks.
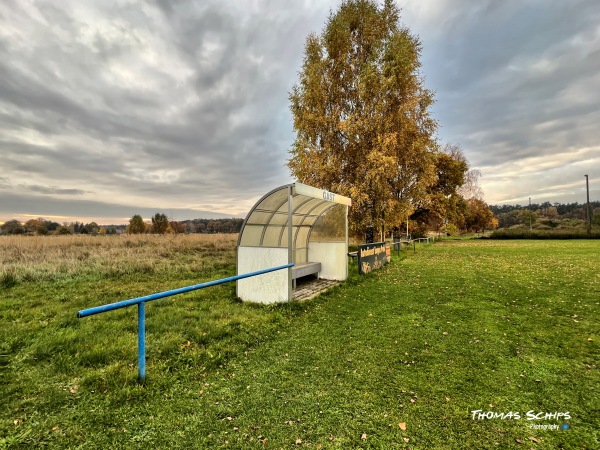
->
237;182;352;303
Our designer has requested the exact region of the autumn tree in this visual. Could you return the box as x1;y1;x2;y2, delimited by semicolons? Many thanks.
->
288;0;437;236
412;144;469;233
151;213;169;234
85;222;99;234
127;214;146;234
1;220;24;235
22;218;48;235
170;221;186;234
465;198;494;234
24;219;41;234
56;226;73;235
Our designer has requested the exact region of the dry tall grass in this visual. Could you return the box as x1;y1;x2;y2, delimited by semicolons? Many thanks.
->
0;234;238;286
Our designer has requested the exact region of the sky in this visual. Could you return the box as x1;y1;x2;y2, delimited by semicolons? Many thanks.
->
1;0;599;225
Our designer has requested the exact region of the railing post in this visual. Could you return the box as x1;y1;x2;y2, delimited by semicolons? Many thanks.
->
138;301;146;382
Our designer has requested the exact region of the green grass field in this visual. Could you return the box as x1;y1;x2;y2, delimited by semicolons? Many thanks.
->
1;236;598;449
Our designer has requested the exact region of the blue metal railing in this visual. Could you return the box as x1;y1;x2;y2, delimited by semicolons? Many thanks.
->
77;263;294;381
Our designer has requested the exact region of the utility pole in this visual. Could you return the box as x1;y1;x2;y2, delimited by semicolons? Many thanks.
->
585;175;591;235
529;197;532;232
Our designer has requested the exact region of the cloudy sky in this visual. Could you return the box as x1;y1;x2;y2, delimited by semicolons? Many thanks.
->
1;0;599;224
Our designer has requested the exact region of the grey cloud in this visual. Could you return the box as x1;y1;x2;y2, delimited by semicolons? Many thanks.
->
24;185;87;196
1;0;290;204
0;192;241;222
419;0;600;187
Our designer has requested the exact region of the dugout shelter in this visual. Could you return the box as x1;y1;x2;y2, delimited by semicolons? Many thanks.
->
236;182;351;303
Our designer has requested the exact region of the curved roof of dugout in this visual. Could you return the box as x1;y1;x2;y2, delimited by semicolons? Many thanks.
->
237;182;352;250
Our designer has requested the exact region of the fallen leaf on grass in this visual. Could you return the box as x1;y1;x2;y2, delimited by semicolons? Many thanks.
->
69;385;78;394
403;437;410;443
361;433;367;440
515;438;522;444
295;438;302;445
410;398;416;403
529;436;541;443
442;332;448;335
588;338;593;341
399;422;407;431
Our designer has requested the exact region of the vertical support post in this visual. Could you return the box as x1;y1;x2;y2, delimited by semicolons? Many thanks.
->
529;197;532;232
585;175;591;235
287;185;293;301
138;301;146;382
345;205;349;280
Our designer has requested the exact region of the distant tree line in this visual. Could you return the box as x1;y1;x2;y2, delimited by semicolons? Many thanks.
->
125;214;243;235
490;201;600;229
180;218;244;234
0;217;122;236
0;215;244;236
1;218;62;236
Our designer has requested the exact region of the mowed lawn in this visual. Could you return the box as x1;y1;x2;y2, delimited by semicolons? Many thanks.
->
0;237;598;449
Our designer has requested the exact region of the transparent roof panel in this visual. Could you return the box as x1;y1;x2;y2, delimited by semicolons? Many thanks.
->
297;215;319;227
290;196;314;213
292;215;313;226
255;188;288;212
239;224;264;247
296;226;310;249
246;210;273;225
268;212;289;226
238;183;350;249
294;198;323;215
311;204;346;242
263;225;285;247
310;201;338;217
281;226;301;247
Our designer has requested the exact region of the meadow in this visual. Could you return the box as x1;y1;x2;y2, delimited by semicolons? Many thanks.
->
0;235;598;449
